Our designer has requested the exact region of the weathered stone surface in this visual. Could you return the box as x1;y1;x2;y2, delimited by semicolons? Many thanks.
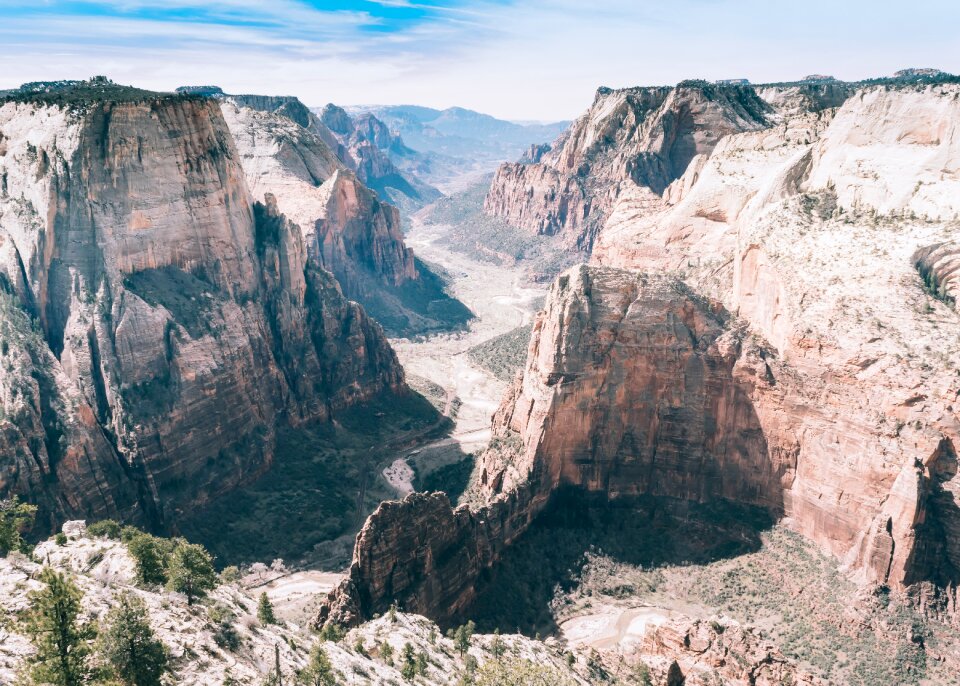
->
222;98;468;335
0;90;405;528
484;82;771;249
637;617;825;686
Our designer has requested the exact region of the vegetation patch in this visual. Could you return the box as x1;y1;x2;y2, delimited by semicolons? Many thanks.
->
421;176;582;281
464;488;958;686
466;325;532;383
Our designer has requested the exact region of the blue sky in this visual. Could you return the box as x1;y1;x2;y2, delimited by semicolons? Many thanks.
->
1;1;958;119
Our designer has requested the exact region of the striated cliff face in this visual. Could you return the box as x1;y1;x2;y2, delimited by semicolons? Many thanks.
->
483;83;771;249
0;90;405;528
222;98;470;336
323;82;960;627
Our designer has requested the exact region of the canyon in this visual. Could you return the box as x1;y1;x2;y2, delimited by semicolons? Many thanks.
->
4;67;960;686
0;79;459;537
319;73;960;683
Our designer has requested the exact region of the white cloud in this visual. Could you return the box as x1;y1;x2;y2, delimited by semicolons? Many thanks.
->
1;0;958;120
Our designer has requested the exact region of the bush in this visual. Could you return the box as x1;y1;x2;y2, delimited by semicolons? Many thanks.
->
127;534;173;586
318;622;345;643
211;605;241;652
55;532;68;546
474;658;577;686
87;519;122;539
219;565;242;584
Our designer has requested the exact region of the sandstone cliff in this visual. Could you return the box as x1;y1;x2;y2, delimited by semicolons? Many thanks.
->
317;103;442;211
483;82;771;249
222;97;470;336
0;83;405;529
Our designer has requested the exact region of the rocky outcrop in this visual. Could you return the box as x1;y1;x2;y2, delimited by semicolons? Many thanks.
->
222;98;470;336
322;81;960;637
319;487;545;627
637;617;825;686
0;84;405;528
317;104;442;210
484;82;771;249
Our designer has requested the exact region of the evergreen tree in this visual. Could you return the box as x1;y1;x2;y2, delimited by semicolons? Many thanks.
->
400;642;416;680
0;496;37;555
297;642;335;686
491;628;504;661
165;540;217;605
454;621;475;658
99;592;167;686
257;592;277;625
23;567;94;686
379;640;394;666
126;534;170;586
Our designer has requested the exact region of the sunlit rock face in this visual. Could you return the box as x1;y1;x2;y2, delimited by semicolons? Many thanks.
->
484;82;771;250
0;91;405;527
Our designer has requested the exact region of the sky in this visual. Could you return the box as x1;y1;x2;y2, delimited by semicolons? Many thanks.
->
1;0;958;121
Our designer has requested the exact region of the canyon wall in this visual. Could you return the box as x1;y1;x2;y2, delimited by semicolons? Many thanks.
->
483;82;771;249
316;103;442;210
0;89;405;528
322;81;960;626
222;98;470;336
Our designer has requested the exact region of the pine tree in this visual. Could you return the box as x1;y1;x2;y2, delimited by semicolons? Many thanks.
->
126;534;170;586
0;496;37;555
23;567;94;686
165;540;217;605
454;621;475;658
400;642;416;680
258;592;277;625
297;642;335;686
491;628;503;661
99;592;168;686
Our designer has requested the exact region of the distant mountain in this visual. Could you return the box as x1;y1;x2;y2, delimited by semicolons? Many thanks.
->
339;104;570;191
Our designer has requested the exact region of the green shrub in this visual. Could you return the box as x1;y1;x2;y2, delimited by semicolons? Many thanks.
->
87;519;121;539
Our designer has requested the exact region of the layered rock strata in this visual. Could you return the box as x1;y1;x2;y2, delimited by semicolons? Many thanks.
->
221;98;469;335
0;88;404;528
317;103;442;210
484;82;771;249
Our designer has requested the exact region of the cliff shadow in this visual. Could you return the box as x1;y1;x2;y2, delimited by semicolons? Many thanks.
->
462;489;774;637
175;388;455;569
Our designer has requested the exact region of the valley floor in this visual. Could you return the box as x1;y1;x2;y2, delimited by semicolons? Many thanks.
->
385;208;546;500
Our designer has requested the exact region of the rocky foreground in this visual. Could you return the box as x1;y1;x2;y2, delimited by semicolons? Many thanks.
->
0;521;821;685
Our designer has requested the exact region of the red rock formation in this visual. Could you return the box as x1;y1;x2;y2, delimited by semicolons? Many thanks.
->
323;82;960;630
0;86;405;527
637;617;825;685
